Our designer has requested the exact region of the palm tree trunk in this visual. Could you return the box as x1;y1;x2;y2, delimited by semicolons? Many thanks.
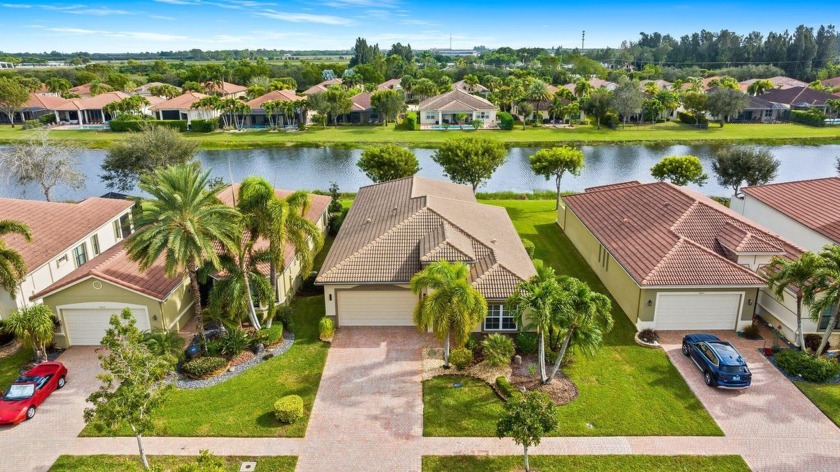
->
188;265;204;343
240;249;262;330
548;327;574;383
538;332;547;384
443;333;451;368
816;308;839;357
796;297;805;352
523;444;530;472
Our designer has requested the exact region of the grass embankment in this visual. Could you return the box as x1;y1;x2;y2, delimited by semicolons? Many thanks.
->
422;200;722;437
50;455;296;471
0;122;837;150
422;455;751;472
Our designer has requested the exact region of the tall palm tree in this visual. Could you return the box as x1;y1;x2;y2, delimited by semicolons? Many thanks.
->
517;101;534;130
126;164;240;340
766;252;822;351
804;245;840;357
574;79;593;99
747;79;774;96
0;220;31;297
45;77;71;97
507;262;561;384
547;276;612;382
411;260;487;368
205;244;275;330
527;80;551;112
262;100;279;130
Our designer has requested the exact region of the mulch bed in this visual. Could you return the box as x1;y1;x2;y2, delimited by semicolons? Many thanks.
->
229;350;256;367
510;354;579;406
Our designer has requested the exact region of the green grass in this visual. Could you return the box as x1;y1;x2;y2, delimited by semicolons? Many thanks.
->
1;122;838;150
313;235;334;271
423;376;505;437
49;455;296;471
0;347;33;390
422;455;751;472
421;200;722;437
795;381;840;427
81;295;328;437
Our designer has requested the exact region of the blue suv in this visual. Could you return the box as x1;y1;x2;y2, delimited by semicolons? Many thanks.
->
682;334;752;389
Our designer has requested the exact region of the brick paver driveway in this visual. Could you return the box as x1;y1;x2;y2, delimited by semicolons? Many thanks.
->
659;330;840;470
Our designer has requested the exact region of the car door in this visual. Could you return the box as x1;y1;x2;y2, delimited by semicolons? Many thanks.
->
698;344;718;372
33;375;54;407
689;340;706;367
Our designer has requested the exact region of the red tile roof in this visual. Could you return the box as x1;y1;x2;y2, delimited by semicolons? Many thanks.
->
376;78;402;91
54;92;131;111
149;91;207;111
68;82;111;96
742;177;840;244
204;81;247;95
351;92;372;111
246;89;306;108
24;93;70;110
0;197;133;273
821;76;840;88
563;182;800;287
302;79;342;95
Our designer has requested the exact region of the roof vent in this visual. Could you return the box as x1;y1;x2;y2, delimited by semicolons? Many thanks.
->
365;217;372;224
622;218;631;224
491;238;497;244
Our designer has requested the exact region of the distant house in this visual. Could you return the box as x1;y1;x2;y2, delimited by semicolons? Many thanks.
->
453;79;489;95
244;89;307;128
53;92;132;125
820;76;840;89
302;78;343;95
135;82;181;97
203;81;247;98
759;86;836;112
418;89;496;128
68;82;111;97
639;79;672;91
733;95;789;123
739;76;809;93
559;181;802;334
339;92;378;125
150;91;216;124
376;78;402;91
562;78;617;94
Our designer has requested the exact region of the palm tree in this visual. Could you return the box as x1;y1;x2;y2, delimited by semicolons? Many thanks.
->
517;101;534;130
0;220;31;297
747;79;774;96
282;101;298;128
126;164;240;341
546;276;612;382
191;95;222;123
644;81;659;96
804;245;840;357
206;243;275;330
766;252;822;351
527;80;551;112
5;305;55;362
45;77;71;97
573;79;593;99
262;100;279;130
411;260;487;368
507;262;561;384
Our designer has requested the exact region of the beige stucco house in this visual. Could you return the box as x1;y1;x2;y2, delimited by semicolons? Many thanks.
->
316;177;535;331
418;89;497;128
150;91;218;125
559;181;802;333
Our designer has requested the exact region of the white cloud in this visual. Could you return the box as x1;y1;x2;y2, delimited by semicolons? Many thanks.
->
152;0;200;4
42;5;134;16
255;10;353;25
324;0;398;8
1;3;32;8
47;27;188;42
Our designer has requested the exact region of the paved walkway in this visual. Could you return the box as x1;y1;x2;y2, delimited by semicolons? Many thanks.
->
2;328;839;472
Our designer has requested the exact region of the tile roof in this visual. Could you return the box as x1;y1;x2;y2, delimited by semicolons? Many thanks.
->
739;76;809;92
742;177;840;244
639;79;672;91
134;82;180;95
453;80;489;93
149;91;207;111
53;92;132;111
350;92;372;111
0;197;133;273
317;177;535;300
563;181;800;287
418;89;495;111
302;79;342;95
246;89;306;108
68;82;111;96
562;78;617;93
205;81;247;95
758;87;835;107
376;78;402;91
821;76;840;88
24;93;70;110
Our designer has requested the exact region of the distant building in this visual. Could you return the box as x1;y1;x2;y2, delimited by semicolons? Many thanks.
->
428;49;479;57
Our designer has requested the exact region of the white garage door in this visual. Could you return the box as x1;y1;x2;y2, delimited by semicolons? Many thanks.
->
62;307;151;345
337;289;418;326
654;292;742;330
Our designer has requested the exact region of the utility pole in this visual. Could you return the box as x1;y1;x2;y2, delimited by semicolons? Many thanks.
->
581;30;586;50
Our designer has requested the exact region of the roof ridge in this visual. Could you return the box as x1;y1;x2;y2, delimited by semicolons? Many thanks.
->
642;238;687;284
682;238;765;280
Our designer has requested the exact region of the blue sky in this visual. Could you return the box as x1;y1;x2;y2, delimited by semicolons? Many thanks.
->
0;1;831;53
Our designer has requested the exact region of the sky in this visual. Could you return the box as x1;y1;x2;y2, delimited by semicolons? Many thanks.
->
0;1;832;54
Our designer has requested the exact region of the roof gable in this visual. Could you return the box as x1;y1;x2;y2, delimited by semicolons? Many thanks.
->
418;89;495;111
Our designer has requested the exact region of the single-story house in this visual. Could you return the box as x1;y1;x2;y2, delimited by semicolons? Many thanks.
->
453;79;489;95
730;177;840;343
0;197;134;323
244;89;307;128
418;89;497;128
0;93;67;124
820;76;840;89
302;78;343;95
150;91;217;124
135;82;181;97
733;95;789;122
204;81;247;98
376;78;402;91
53;92;132;125
316;176;536;329
559;181;802;333
68;82;111;97
759;86;836;112
337;92;378;125
739;76;809;93
562;78;617;93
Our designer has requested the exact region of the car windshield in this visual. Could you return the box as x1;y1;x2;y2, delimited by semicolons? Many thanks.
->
3;383;35;400
720;365;748;374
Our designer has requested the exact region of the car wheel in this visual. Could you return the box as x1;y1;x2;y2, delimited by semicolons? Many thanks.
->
682;342;690;356
26;406;36;420
704;371;716;387
57;376;66;389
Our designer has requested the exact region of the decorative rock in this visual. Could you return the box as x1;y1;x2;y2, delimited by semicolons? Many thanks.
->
513;355;522;365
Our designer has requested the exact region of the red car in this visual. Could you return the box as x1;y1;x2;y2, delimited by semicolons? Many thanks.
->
0;362;67;425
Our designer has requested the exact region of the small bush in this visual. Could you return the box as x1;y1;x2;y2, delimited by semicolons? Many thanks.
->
545;349;558;366
298;271;321;295
742;323;761;340
515;332;539;355
638;329;658;344
791;109;826;127
190;119;218;133
319;317;335;341
274;395;304;423
482;333;515;367
181;356;227;379
38;114;56;125
498;111;514;130
449;348;473;371
677;111;708;125
256;324;284;346
495;376;517;399
521;238;536;259
22;119;42;130
804;333;831;353
276;305;294;333
328;207;349;236
399;111;418;130
775;349;840;382
219;328;251;357
109;117;189;132
470;119;483;129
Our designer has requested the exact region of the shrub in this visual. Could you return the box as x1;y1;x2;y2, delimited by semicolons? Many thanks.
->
791;109;826;127
775;349;840;382
274;395;304;423
482;333;515;367
109;117;189;132
38;113;56;125
638;328;659;343
256;324;284;346
742;323;761;340
181;356;227;379
804;333;831;353
399;111;418;130
328;207;349;236
677;111;708;126
515;332;538;355
521;238;536;259
276;305;294;333
190;119;218;133
545;349;558;366
219;328;251;357
498;111;514;130
449;348;473;370
22;119;42;130
470;119;483;129
298;271;322;295
319;317;335;341
495;376;517;399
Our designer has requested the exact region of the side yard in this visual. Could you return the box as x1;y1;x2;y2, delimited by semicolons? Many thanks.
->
50;455;296;471
795;382;840;427
0;346;32;390
423;200;722;437
422;455;751;472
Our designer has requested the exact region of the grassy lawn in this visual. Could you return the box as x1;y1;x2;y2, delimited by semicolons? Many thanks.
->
0;346;33;390
424;376;504;437
50;455;295;471
81;295;328;437
422;455;750;472
1;122;838;150
422;200;722;437
795;381;840;427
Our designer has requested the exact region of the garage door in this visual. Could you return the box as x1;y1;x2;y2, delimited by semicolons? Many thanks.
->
62;307;151;345
654;293;742;330
337;289;418;326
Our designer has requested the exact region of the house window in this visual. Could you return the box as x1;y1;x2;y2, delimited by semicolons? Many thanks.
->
478;111;489;119
425;112;436;120
764;109;773;117
818;307;840;330
597;245;609;271
484;304;516;331
119;214;133;238
73;243;88;267
56;254;68;267
113;220;122;241
91;234;101;256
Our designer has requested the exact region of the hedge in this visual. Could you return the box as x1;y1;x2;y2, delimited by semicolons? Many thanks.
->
677;111;708;125
775;349;840;382
498;111;514;130
397;111;418;130
190;118;218;133
181;356;228;379
790;109;826;127
109;118;189;132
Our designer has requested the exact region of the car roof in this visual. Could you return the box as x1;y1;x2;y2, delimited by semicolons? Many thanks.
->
687;333;720;343
707;341;746;365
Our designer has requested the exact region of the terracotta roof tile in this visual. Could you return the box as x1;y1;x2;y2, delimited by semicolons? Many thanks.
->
150;91;207;111
376;79;402;91
302;79;342;95
758;86;835;106
351;92;372;111
419;89;495;111
246;89;306;108
24;93;70;110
